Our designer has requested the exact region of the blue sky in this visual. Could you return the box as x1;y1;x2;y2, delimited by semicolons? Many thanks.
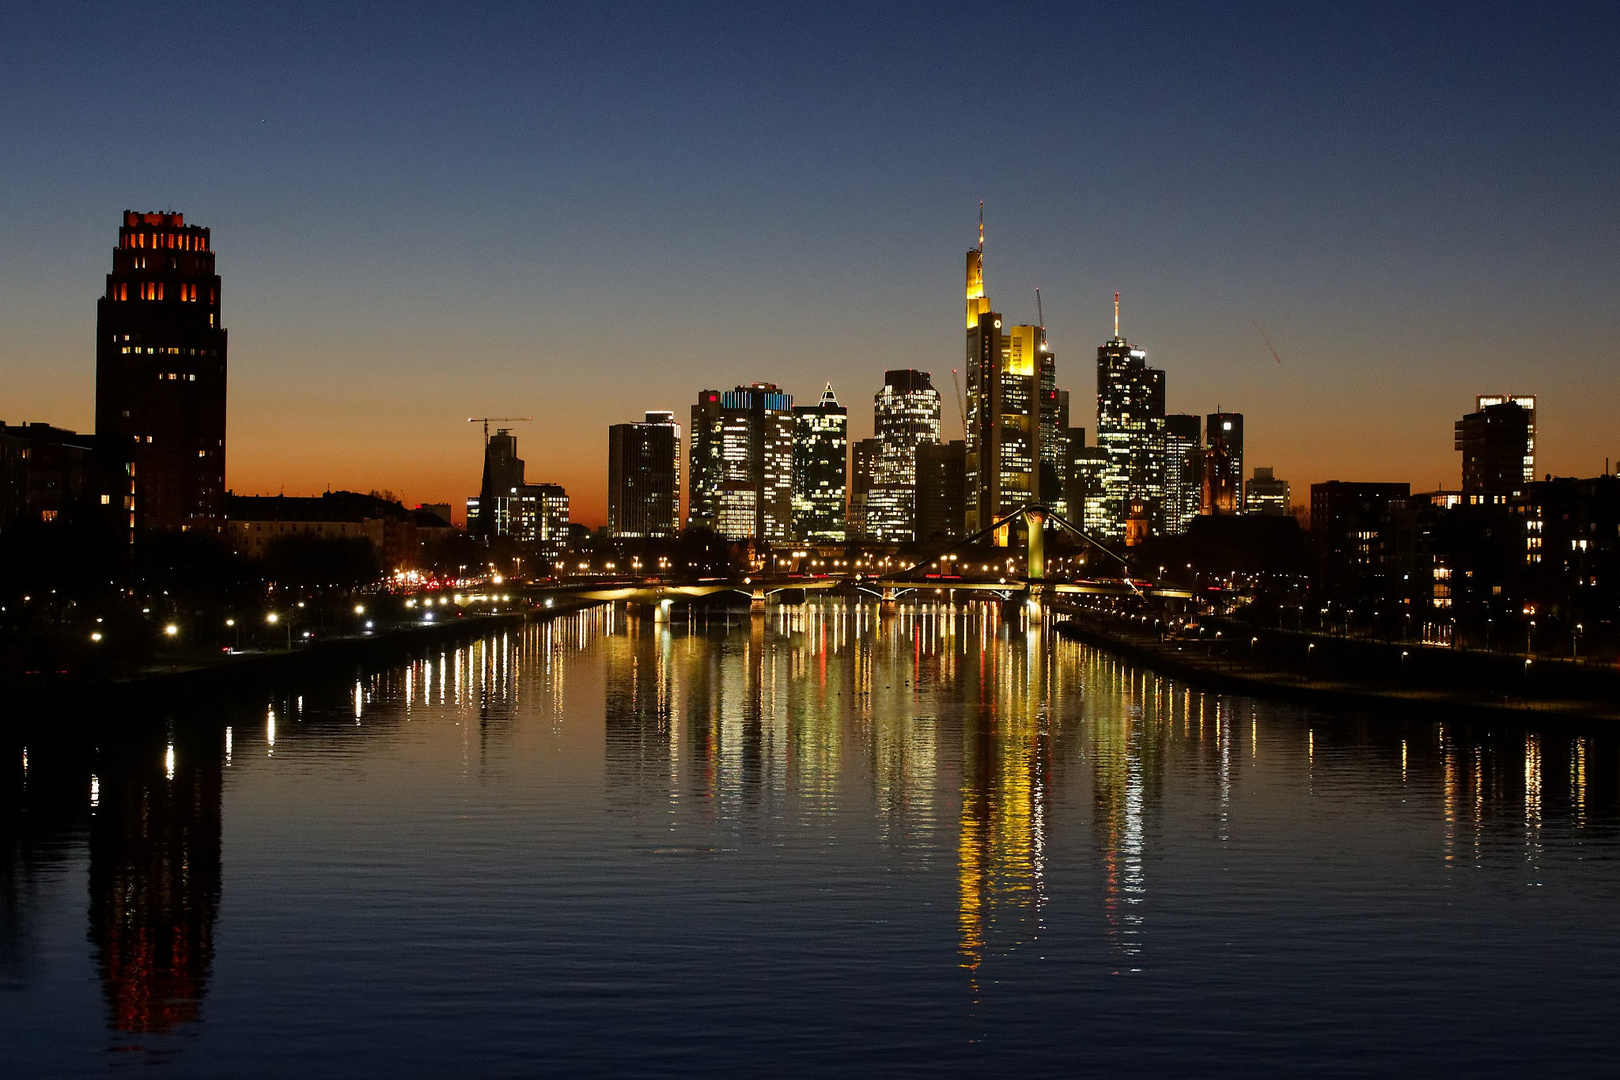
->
2;2;1615;521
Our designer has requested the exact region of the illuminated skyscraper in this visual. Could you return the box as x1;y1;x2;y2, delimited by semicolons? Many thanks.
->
964;213;1045;543
689;384;794;541
1095;295;1165;539
608;411;681;538
95;211;227;532
1163;413;1202;534
866;369;941;541
792;385;848;542
688;391;725;531
1202;411;1244;515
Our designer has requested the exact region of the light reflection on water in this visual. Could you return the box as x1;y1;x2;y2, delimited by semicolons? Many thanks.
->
2;597;1619;1075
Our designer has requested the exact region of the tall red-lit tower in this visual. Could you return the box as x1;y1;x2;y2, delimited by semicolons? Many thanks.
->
95;211;228;532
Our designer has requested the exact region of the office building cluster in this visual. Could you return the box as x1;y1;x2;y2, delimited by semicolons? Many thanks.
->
596;213;1290;550
466;427;570;558
1303;393;1617;639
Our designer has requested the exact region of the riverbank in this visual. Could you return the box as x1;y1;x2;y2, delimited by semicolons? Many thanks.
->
1051;609;1620;724
3;597;604;718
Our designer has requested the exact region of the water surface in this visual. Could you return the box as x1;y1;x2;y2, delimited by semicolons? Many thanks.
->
3;600;1617;1075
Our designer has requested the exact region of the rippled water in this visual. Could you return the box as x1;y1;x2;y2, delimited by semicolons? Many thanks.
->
3;599;1618;1076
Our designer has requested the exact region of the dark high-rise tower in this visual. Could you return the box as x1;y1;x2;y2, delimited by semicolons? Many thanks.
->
608;412;681;538
95;212;227;532
472;428;526;537
1457;396;1535;496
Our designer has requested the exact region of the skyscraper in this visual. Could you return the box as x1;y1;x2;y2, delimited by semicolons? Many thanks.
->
847;437;880;540
963;215;1044;542
1163;413;1202;534
472;428;525;538
688;391;725;531
915;441;966;544
1458;396;1535;495
1095;295;1165;540
608;412;681;538
1042;385;1069;519
866;369;941;542
689;384;794;542
792;385;848;542
1202;411;1244;515
95;211;227;532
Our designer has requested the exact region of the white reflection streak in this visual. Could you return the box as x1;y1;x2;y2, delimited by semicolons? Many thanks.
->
90;773;99;809
355;680;364;722
1121;735;1146;963
165;744;175;780
225;726;233;767
1218;707;1231;842
268;708;276;754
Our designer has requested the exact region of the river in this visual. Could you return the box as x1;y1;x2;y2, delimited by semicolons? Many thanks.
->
3;598;1616;1075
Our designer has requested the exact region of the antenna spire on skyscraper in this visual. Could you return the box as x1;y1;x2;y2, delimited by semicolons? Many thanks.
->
1114;291;1120;338
978;200;984;253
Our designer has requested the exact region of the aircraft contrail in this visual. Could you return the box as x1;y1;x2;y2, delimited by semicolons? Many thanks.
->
1253;320;1283;364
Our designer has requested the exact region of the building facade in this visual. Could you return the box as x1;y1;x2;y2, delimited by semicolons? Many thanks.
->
472;428;526;538
847;437;880;540
792;385;848;542
867;369;941;542
963;239;1045;543
0;422;132;537
1456;398;1533;496
226;491;442;570
1095;297;1165;540
1163;413;1202;534
512;483;570;559
689;384;794;542
95;211;228;532
1202;411;1244;515
1475;394;1536;485
608;412;681;538
915;440;966;544
1246;467;1290;515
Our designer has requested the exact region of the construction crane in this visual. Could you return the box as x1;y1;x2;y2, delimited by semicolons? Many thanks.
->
1035;287;1044;330
950;369;967;440
468;416;532;442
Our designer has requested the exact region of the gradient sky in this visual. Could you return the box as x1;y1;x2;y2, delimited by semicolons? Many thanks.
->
2;2;1616;526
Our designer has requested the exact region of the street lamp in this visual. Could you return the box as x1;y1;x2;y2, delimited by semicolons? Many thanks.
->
267;611;290;650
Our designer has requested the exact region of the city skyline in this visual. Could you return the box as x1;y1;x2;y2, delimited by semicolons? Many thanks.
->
3;5;1616;526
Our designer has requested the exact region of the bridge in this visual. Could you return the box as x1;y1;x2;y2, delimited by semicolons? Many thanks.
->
508;504;1193;615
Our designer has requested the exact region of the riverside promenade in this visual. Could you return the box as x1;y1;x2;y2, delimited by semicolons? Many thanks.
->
4;597;603;717
1052;608;1620;725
